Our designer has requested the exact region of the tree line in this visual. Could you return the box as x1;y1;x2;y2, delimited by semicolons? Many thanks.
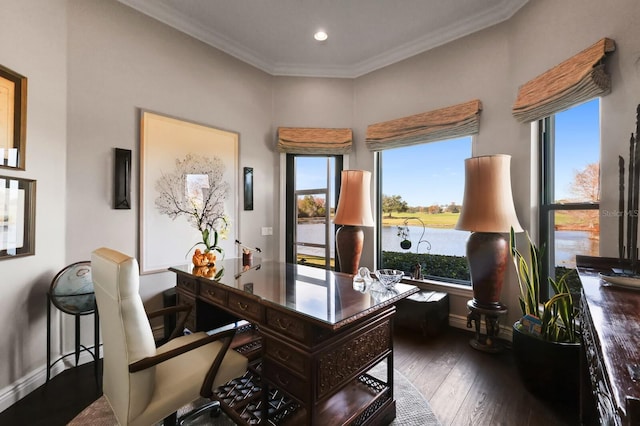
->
382;162;599;217
297;162;599;219
382;195;460;218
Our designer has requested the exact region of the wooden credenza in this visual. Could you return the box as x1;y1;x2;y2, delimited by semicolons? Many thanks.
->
170;259;418;426
576;256;640;426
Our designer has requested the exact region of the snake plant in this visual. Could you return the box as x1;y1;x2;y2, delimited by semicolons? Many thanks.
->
509;228;578;343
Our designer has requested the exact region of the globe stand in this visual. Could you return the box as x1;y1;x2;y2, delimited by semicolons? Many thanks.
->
46;261;100;387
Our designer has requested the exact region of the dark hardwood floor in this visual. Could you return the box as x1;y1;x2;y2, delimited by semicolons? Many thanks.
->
0;326;578;426
393;327;578;426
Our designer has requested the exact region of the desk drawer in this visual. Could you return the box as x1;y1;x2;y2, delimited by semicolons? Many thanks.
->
264;338;308;376
263;358;308;403
176;274;198;296
227;292;263;322
200;282;227;306
265;309;308;342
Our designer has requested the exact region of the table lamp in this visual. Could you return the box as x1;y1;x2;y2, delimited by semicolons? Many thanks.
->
334;170;375;275
455;155;522;310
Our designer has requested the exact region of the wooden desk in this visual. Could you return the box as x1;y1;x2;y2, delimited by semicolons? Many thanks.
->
170;260;418;426
576;256;640;426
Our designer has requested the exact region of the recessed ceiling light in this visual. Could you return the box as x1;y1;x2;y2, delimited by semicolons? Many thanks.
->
314;31;328;42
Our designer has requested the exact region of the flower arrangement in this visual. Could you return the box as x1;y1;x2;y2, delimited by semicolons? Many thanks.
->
155;153;230;270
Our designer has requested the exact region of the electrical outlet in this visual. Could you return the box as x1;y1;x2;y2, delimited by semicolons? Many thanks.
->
261;227;273;236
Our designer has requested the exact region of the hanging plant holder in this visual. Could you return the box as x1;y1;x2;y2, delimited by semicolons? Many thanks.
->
396;218;431;253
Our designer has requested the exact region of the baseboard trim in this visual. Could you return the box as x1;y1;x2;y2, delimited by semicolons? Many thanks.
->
0;347;100;413
448;313;513;342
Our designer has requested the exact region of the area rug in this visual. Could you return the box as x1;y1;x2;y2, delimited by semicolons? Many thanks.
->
69;365;440;425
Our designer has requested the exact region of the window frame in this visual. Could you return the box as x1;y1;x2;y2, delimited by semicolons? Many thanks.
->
374;137;473;286
285;153;344;269
538;108;600;299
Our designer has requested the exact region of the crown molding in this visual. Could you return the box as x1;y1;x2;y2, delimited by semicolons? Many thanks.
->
347;0;528;78
118;0;528;78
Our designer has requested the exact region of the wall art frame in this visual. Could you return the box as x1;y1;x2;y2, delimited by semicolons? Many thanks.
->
0;65;27;170
0;175;36;260
140;111;239;274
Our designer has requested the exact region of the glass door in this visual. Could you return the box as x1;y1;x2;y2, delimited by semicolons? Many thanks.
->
286;155;342;270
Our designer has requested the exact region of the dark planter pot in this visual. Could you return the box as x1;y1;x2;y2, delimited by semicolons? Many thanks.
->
400;239;412;250
512;323;580;405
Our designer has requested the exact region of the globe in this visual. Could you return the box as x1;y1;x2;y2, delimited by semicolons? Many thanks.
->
50;262;95;315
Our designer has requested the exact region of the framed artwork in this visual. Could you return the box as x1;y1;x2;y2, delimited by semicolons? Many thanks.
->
0;65;27;170
0;176;36;259
244;167;253;210
140;111;239;274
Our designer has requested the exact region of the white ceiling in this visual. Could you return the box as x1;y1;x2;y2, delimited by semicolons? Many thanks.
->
117;0;529;78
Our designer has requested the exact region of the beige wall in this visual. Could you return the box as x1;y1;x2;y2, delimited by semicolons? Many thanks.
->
0;0;68;406
1;0;640;410
65;0;275;303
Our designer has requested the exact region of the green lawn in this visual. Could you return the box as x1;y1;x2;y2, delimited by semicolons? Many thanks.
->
381;212;459;228
381;210;599;231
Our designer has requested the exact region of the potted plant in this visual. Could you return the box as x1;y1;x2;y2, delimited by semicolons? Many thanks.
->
396;224;412;250
509;228;580;405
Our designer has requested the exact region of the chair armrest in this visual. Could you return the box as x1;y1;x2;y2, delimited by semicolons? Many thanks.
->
146;304;192;342
129;327;236;373
199;323;239;398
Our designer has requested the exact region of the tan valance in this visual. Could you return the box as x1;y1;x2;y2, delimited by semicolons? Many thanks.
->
365;99;482;151
277;127;352;154
512;38;616;123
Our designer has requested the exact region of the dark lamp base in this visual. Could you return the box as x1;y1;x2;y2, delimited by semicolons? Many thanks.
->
466;231;509;309
335;225;364;275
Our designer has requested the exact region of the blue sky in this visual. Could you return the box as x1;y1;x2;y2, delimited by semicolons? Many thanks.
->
296;98;600;207
553;98;600;200
381;137;470;206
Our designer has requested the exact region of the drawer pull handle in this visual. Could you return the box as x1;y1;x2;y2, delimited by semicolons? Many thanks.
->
275;350;290;361
275;318;290;330
276;374;290;386
237;301;248;311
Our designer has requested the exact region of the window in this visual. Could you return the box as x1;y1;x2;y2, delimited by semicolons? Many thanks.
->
377;137;472;284
540;98;600;295
285;155;343;270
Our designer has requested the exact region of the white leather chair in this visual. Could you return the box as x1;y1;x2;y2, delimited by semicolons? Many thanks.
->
91;247;248;426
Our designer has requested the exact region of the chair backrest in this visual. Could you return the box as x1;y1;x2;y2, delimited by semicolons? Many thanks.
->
92;247;157;425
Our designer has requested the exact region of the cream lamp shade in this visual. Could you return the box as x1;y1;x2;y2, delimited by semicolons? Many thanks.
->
455;155;523;233
334;170;374;275
334;170;375;227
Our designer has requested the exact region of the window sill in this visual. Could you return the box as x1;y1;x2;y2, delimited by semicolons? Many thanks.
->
401;277;473;298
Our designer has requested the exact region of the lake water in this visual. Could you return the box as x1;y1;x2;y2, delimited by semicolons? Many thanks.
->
296;224;597;267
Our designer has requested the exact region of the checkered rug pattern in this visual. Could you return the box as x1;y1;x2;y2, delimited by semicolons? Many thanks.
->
69;364;440;425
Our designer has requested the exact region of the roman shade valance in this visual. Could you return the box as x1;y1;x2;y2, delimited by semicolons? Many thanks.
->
277;127;352;154
512;38;616;123
365;99;482;151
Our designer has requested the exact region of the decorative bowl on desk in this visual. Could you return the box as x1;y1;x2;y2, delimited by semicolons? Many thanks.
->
599;272;640;290
374;269;404;289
